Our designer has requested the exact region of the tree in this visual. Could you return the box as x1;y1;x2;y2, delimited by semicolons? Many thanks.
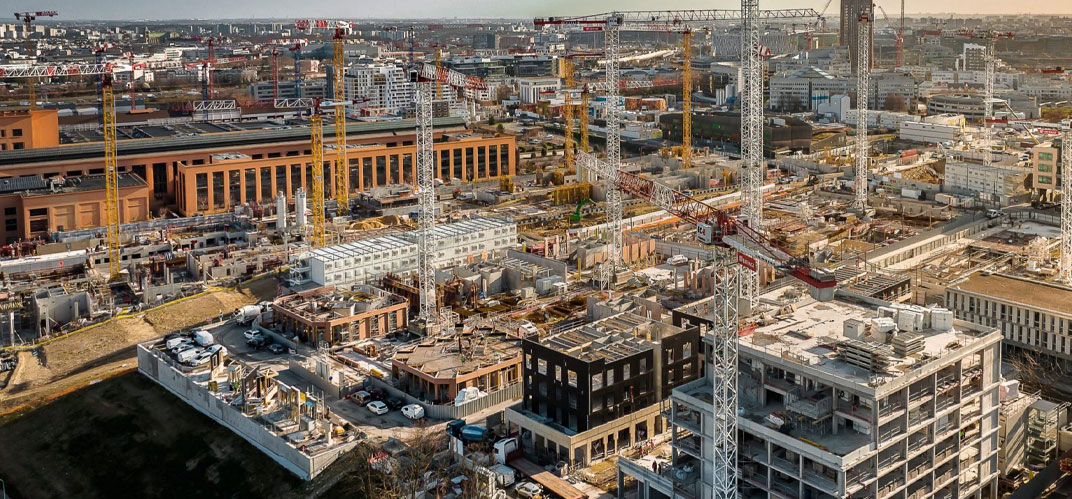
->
494;85;512;102
487;115;496;126
883;94;907;112
496;123;505;134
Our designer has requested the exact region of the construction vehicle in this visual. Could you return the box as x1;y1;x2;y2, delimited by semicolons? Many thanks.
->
569;199;590;223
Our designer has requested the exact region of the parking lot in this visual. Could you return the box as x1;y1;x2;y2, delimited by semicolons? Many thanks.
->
206;321;445;440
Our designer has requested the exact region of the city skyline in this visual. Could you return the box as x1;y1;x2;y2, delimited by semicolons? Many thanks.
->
12;0;1072;21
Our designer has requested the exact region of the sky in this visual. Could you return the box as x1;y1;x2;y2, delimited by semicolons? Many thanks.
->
14;0;1072;21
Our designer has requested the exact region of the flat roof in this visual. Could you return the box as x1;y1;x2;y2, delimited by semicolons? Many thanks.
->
0;117;467;168
305;217;515;262
537;312;682;363
741;287;994;389
951;273;1072;316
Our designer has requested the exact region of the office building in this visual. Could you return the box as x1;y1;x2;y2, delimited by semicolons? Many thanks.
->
619;289;1003;499
0;110;59;151
1032;139;1064;192
943;162;1031;206
248;80;327;102
505;312;701;467
518;77;560;104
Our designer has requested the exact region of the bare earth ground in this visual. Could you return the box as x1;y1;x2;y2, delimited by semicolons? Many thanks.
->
0;373;313;499
0;277;278;417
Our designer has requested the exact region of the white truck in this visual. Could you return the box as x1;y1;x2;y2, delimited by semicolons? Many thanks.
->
488;464;516;488
233;305;264;325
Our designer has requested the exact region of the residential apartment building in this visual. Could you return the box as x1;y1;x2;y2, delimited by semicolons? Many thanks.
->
343;62;414;115
1032;138;1063;192
506;311;701;467
293;217;517;288
518;77;560;104
248;80;327;102
961;43;987;72
270;284;408;345
947;273;1072;368
619;291;1003;499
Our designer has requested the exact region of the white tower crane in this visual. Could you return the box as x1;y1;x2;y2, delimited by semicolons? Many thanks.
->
711;248;740;499
854;13;872;212
740;0;765;311
1062;129;1071;283
415;81;437;323
603;17;624;290
983;37;996;167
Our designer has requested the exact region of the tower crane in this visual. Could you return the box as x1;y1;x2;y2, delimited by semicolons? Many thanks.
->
897;0;905;68
563;57;576;175
977;31;1015;167
333;27;350;215
1062;128;1071;283
536;7;819;293
682;30;694;169
13;10;58;110
288;40;307;100
854;12;872;212
270;44;281;102
102;74;121;279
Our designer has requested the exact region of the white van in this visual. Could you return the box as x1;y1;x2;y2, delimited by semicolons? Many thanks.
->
401;404;425;420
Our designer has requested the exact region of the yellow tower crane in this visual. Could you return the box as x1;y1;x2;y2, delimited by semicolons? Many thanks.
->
682;30;693;169
102;75;121;279
309;113;327;248
580;86;590;154
435;47;443;101
332;28;349;215
563;57;576;174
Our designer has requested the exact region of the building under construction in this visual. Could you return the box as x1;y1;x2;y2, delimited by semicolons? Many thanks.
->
619;285;1003;499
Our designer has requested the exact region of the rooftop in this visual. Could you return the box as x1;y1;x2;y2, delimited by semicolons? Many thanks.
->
303;217;515;263
738;286;997;390
950;273;1072;316
392;333;521;379
10;173;145;196
273;285;406;322
535;312;683;363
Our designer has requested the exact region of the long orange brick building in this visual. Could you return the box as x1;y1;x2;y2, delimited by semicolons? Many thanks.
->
0;113;516;242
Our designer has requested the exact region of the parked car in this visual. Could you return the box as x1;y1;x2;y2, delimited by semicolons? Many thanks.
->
366;401;389;415
368;388;387;401
386;397;405;410
243;330;262;341
515;481;543;499
247;336;268;348
267;343;286;354
168;338;193;353
401;404;425;420
353;390;372;404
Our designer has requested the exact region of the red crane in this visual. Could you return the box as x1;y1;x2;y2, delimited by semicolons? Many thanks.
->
14;10;58;110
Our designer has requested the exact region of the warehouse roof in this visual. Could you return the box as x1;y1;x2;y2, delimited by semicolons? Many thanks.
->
0;117;467;167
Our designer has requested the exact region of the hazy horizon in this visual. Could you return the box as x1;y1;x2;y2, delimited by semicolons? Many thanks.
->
11;0;1072;22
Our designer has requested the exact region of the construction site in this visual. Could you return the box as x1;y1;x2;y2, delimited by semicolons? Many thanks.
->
0;4;1071;499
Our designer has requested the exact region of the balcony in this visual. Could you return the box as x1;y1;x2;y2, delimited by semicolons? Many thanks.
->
878;453;905;474
877;477;906;499
846;469;876;495
936;395;959;413
671;407;704;436
764;376;797;395
673;433;704;459
907;436;931;456
801;468;837;492
878;400;906;420
770;455;799;476
770;477;799;499
908;388;934;407
836;401;873;424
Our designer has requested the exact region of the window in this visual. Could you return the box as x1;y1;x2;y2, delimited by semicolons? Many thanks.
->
3;207;14;216
1039;164;1052;172
245;168;257;203
592;373;603;390
212;171;225;209
568;370;578;387
12;142;23;150
196;173;209;210
28;208;47;217
623;364;630;380
1040;176;1053;184
537;358;547;375
4;219;15;232
1039;152;1054;162
683;342;692;359
261;167;273;201
606;369;615;386
11;128;22;137
555;365;562;382
28;219;48;232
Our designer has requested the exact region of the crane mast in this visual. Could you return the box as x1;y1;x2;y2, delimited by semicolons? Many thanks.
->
740;0;764;312
854;13;871;212
333;29;349;215
102;75;121;279
415;81;437;322
602;18;623;290
1062;129;1071;283
309;114;326;248
563;57;576;175
711;248;740;499
682;31;693;169
983;37;996;167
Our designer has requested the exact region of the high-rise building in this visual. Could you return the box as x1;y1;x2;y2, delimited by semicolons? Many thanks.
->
840;0;874;73
342;62;415;115
962;43;988;72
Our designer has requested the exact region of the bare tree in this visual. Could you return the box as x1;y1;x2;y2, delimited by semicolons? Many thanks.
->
883;94;907;112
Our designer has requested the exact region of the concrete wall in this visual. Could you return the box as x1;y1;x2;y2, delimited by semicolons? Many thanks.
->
137;344;356;480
